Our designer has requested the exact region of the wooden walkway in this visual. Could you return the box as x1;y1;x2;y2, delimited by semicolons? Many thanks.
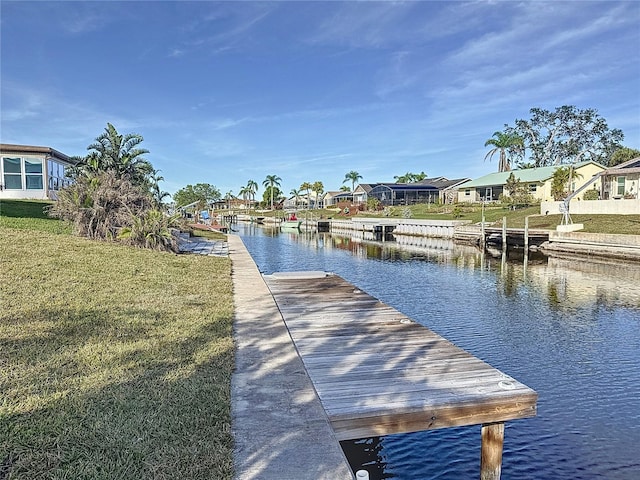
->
264;271;537;478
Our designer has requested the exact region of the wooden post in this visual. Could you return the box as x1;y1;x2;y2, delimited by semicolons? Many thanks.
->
502;217;507;249
524;216;529;252
480;422;505;480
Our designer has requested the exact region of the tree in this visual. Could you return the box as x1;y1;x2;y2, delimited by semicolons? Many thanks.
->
609;147;640;167
550;166;583;201
484;131;524;172
262;185;282;208
173;183;221;207
148;170;171;209
343;170;362;192
246;179;258;207
290;188;301;209
312;181;324;209
394;172;413;183
224;191;235;209
505;106;624;167
263;175;282;210
502;172;533;207
339;185;351;192
70;123;154;186
393;171;427;183
300;181;312;209
239;186;250;209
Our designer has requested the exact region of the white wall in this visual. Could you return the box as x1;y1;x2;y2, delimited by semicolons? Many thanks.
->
541;199;640;215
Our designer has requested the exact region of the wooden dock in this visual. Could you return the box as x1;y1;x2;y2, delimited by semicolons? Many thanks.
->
454;224;549;248
264;272;537;479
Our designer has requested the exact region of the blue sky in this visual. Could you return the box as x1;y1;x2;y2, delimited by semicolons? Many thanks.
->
2;1;639;199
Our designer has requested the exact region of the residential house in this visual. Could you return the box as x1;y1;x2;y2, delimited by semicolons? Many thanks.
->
323;191;353;207
601;157;640;199
0;143;76;200
367;183;440;206
416;177;471;204
457;161;606;203
352;183;374;205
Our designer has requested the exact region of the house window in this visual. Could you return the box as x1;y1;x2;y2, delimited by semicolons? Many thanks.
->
25;159;43;189
47;159;67;191
529;184;537;193
2;157;22;189
465;189;470;196
617;177;625;196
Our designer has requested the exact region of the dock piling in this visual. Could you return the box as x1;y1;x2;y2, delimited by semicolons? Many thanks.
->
480;422;505;480
502;217;507;248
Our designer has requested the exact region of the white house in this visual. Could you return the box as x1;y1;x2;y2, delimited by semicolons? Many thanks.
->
1;144;76;200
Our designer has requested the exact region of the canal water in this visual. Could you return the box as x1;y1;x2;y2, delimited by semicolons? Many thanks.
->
236;224;640;479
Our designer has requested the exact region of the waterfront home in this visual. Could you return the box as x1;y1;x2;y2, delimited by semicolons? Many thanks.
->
352;183;374;205
367;183;440;206
601;157;640;199
415;177;471;204
0;143;76;200
322;191;353;207
457;161;606;203
540;157;640;215
352;177;469;206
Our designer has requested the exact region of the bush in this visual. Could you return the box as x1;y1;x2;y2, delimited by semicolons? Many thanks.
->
583;189;599;200
118;209;180;252
50;171;151;240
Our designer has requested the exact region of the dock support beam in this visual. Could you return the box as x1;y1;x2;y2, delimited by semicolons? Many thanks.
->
480;422;504;480
502;217;507;249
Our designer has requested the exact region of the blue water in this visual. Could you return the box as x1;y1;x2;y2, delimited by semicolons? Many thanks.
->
237;224;640;479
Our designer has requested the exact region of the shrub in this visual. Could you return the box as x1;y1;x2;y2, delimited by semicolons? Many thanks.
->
118;209;180;252
583;189;599;200
50;171;151;240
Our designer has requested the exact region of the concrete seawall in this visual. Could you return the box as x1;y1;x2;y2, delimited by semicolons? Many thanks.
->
541;231;640;261
330;218;470;238
228;234;354;480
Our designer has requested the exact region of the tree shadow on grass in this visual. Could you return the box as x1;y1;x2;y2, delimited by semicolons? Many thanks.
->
0;304;235;480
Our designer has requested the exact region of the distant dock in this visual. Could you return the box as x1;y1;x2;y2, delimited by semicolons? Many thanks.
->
264;271;537;479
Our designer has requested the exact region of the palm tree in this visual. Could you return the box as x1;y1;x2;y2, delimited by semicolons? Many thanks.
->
246;180;258;211
86;123;153;184
414;171;427;182
149;170;170;209
312;181;324;209
551;166;583;200
300;181;312;209
394;172;414;183
484;131;524;173
239;186;250;210
224;191;235;210
263;175;282;210
343;170;362;192
290;188;301;209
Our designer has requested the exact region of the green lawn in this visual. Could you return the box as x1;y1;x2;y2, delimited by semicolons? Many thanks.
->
0;200;234;479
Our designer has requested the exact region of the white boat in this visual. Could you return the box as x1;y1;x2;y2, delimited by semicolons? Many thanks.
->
280;219;302;230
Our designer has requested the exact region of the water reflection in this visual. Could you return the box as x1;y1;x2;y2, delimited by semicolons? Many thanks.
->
254;226;640;310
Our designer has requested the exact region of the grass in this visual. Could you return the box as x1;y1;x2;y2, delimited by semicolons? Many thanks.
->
0;200;234;479
0;199;71;235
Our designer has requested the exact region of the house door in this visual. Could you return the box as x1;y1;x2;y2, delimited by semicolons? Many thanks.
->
485;187;493;201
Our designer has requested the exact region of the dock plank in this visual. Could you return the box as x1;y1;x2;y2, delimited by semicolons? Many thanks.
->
264;273;537;442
